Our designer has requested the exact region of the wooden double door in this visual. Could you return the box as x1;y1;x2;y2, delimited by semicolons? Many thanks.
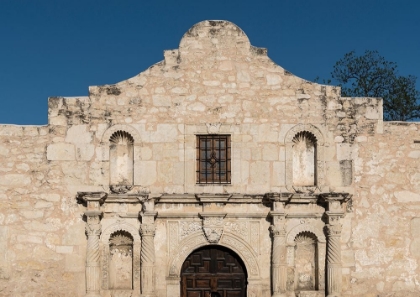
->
181;246;247;297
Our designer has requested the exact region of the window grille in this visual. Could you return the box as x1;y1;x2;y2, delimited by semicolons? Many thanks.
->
196;135;231;184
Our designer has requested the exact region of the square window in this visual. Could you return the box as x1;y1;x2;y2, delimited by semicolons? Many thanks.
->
196;135;231;184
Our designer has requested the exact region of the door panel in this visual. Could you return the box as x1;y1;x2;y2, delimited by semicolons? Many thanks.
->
181;246;246;297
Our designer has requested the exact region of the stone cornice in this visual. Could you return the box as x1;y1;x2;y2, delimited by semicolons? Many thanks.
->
265;192;351;207
156;212;268;219
158;193;264;204
77;191;107;204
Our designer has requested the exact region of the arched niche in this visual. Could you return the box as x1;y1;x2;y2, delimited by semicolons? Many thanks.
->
294;232;318;291
101;124;141;145
109;130;134;186
284;124;325;192
292;131;317;186
100;222;141;292
286;224;326;293
109;230;134;290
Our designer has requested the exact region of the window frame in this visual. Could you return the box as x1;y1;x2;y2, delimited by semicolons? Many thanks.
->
196;134;231;184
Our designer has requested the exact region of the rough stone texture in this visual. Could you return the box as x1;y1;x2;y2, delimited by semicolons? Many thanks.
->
0;20;419;297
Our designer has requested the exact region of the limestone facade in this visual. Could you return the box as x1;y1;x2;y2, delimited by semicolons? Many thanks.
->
0;20;419;297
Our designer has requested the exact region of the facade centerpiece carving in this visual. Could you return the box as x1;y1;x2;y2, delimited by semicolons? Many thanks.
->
199;213;226;244
197;194;230;244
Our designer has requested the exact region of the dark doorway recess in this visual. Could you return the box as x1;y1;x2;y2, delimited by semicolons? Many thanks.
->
180;245;247;297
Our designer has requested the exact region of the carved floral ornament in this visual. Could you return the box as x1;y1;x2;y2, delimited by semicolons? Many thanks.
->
270;224;286;237
205;122;221;134
140;224;156;236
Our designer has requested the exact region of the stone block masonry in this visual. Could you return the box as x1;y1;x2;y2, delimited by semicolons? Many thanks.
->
0;20;419;297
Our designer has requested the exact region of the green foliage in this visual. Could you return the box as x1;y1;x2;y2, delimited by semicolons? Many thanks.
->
330;50;420;121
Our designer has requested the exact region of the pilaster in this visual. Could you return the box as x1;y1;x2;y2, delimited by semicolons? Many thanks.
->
79;192;107;297
268;193;290;297
320;193;351;297
140;199;157;297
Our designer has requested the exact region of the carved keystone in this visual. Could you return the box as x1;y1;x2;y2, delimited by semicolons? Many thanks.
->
199;213;226;244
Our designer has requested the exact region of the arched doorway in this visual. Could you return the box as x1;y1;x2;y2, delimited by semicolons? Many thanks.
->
180;245;247;297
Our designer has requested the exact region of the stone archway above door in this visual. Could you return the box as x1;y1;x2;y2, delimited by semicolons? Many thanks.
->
181;245;247;297
168;232;260;279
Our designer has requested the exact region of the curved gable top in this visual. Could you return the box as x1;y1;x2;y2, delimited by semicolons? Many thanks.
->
110;20;336;90
179;20;254;57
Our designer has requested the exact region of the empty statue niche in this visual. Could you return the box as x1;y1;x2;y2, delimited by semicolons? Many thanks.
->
292;131;317;187
109;230;134;290
109;131;134;187
294;232;318;292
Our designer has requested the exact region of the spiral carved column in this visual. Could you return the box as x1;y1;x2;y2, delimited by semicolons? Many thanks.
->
140;223;156;297
320;193;350;297
85;211;102;297
268;194;290;297
140;200;157;297
326;222;342;297
270;224;287;297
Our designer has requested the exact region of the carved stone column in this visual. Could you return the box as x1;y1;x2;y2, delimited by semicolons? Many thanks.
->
268;193;291;297
270;223;287;297
85;211;102;297
140;199;157;297
325;222;342;297
320;193;350;297
77;192;107;297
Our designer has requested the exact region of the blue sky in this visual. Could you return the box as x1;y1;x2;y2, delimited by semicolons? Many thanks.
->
1;0;419;125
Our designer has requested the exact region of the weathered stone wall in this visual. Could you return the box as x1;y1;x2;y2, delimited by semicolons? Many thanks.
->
345;122;420;297
0;125;87;296
0;20;418;297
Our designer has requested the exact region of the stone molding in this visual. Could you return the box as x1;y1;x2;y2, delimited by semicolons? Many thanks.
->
158;193;264;204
